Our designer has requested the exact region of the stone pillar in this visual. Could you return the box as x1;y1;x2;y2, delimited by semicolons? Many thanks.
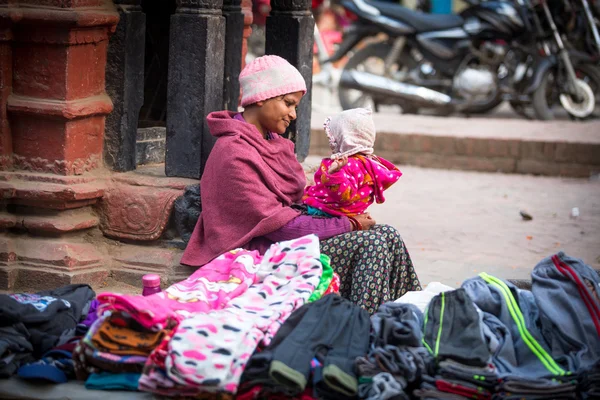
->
222;0;243;111
165;0;225;179
265;0;314;162
0;1;119;290
0;14;12;170
104;0;146;172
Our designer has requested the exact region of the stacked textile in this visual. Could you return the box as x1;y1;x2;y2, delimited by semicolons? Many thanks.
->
93;235;325;397
17;336;81;384
531;252;600;399
0;284;95;377
240;294;370;399
73;311;170;390
415;289;498;400
356;302;433;400
579;360;600;399
463;272;578;398
2;245;598;400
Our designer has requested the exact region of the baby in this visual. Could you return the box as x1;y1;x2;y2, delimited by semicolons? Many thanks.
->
303;108;402;229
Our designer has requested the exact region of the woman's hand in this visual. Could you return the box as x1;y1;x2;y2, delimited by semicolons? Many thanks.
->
328;155;349;174
354;213;376;230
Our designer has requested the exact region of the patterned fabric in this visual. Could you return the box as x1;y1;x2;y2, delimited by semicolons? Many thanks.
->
97;249;263;330
91;318;165;356
8;293;71;311
303;154;402;217
139;235;323;396
73;312;162;380
324;273;341;296
320;224;421;315
137;320;199;396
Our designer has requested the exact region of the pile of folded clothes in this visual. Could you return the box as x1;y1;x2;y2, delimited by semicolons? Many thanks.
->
356;302;434;400
0;284;95;379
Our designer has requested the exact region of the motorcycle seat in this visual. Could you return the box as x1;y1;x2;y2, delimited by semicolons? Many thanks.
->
367;0;465;32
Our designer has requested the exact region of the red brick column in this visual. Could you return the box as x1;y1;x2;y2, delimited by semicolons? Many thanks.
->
8;5;117;176
0;1;119;290
241;0;253;70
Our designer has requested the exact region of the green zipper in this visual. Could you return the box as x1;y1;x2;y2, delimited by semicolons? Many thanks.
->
422;304;434;355
479;273;567;376
421;292;446;356
435;291;446;356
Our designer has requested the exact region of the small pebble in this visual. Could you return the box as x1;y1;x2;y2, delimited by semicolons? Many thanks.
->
520;210;533;221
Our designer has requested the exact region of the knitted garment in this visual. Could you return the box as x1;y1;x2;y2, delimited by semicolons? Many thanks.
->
325;108;376;159
239;55;306;107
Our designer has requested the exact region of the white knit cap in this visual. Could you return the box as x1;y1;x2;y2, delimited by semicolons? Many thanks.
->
325;108;376;159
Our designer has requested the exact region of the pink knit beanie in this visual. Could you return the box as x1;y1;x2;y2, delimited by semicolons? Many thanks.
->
239;55;307;107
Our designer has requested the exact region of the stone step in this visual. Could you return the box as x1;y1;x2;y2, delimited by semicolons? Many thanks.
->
310;111;600;178
136;127;166;165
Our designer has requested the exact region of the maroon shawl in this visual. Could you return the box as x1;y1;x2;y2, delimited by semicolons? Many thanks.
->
180;111;306;267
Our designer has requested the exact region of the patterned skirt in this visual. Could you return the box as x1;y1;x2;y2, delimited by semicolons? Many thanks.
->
320;224;422;315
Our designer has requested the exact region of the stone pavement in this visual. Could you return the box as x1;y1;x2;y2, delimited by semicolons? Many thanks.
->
303;155;600;288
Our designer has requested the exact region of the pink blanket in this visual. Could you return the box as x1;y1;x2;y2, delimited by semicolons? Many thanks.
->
96;249;263;329
181;111;306;267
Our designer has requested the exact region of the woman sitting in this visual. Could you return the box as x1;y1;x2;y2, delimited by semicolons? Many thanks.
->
181;55;421;314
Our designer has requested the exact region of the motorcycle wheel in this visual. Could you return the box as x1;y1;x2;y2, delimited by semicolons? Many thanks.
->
575;64;600;119
532;67;597;121
338;42;418;114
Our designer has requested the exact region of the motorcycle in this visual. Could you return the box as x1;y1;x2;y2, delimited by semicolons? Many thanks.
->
517;0;598;120
328;0;598;119
531;0;600;119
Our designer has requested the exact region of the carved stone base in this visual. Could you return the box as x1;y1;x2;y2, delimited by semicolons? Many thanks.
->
110;244;184;288
0;207;99;235
0;236;108;291
0;171;105;210
98;166;197;241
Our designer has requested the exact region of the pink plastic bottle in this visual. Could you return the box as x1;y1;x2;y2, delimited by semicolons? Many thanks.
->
142;274;161;296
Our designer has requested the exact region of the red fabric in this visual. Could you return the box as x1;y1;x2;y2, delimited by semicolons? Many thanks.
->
435;379;492;400
236;385;262;400
236;384;315;400
324;273;340;295
553;254;600;335
181;111;306;267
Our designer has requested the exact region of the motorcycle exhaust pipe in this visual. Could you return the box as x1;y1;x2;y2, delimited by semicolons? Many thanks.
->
339;70;453;107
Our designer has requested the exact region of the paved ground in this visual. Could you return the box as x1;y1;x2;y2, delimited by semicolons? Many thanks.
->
303;156;600;288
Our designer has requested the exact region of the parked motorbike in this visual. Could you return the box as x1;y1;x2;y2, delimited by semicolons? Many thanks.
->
524;0;599;119
536;0;600;119
328;0;598;119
